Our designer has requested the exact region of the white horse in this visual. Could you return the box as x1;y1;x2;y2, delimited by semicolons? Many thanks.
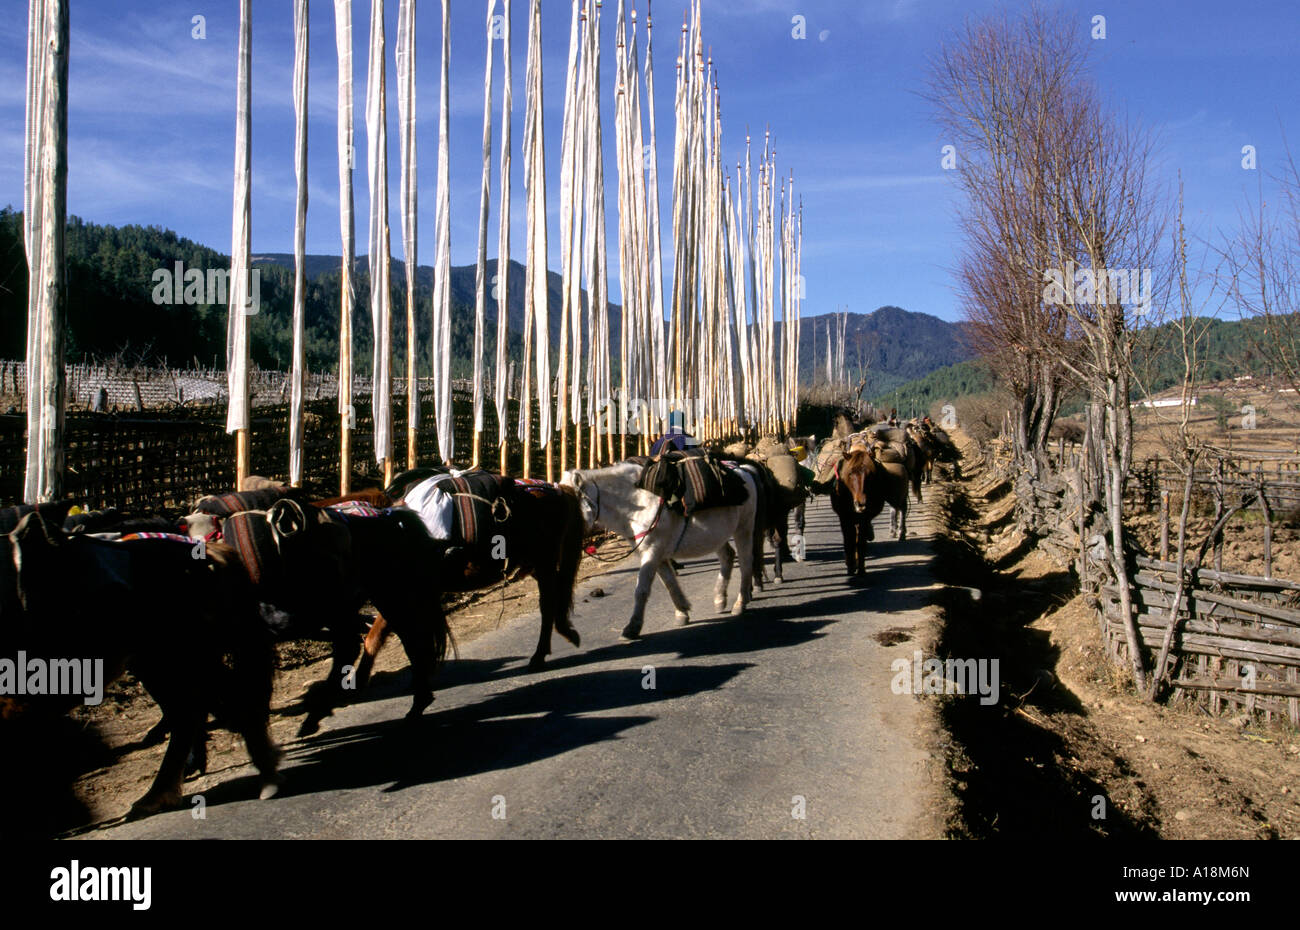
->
561;462;757;640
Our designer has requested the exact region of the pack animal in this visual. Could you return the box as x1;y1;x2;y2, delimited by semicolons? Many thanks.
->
829;447;911;575
562;458;757;639
1;505;280;817
357;469;587;677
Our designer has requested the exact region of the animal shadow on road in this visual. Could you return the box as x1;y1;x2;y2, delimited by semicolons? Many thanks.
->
186;660;756;812
337;596;838;707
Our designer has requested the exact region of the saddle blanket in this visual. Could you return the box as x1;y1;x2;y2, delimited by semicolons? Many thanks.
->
326;500;385;520
637;451;748;515
119;532;199;545
402;471;512;548
222;510;282;588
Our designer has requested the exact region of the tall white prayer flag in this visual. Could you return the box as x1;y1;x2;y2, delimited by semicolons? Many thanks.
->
289;0;309;485
432;0;453;462
366;0;392;465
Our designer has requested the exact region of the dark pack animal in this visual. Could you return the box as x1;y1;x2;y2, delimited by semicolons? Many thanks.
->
221;499;452;737
2;506;280;819
360;470;587;674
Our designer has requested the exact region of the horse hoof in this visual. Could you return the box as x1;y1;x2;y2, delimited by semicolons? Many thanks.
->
713;597;727;612
129;791;182;818
408;692;435;718
139;721;169;748
772;576;784;585
621;624;643;640
675;610;691;626
731;600;747;617
561;628;581;648
527;655;547;672
259;775;285;800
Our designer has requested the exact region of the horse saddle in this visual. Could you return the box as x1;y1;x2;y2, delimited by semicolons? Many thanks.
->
637;450;748;516
223;500;344;592
433;472;512;549
194;486;299;519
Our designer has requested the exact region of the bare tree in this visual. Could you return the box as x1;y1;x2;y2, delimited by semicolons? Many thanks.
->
928;4;1170;691
925;5;1083;477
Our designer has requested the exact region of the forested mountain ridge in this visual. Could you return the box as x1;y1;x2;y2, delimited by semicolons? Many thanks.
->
1;211;973;394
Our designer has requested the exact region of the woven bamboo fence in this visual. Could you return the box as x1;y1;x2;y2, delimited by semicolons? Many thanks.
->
0;387;552;514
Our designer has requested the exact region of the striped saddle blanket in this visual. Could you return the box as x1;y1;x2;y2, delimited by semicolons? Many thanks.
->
194;487;298;518
119;532;198;545
636;451;749;516
221;500;335;590
436;472;511;547
403;471;513;549
326;500;385;521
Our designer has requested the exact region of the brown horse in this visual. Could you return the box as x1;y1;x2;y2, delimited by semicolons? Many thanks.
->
829;448;911;575
356;471;587;679
2;507;281;818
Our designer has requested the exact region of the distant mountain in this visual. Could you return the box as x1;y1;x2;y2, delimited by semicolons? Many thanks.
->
877;314;1283;416
798;305;974;396
250;252;622;359
0;212;972;395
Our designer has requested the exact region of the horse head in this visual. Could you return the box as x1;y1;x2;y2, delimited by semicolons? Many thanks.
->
836;449;877;514
560;470;599;532
9;509;70;615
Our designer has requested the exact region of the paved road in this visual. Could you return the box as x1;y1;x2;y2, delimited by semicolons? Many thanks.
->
85;491;943;840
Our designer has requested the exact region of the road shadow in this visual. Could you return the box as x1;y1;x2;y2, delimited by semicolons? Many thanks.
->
177;660;755;811
930;522;1155;838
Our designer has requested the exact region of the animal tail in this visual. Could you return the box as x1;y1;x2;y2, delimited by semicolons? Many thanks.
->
556;488;586;626
393;510;457;664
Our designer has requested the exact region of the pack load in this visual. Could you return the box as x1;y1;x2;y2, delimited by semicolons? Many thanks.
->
813;437;849;486
753;435;788;459
635;450;749;515
764;452;803;494
868;425;907;445
194;486;299;519
401;470;513;548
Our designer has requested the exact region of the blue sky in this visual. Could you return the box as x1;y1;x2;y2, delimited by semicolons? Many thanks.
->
2;0;1297;324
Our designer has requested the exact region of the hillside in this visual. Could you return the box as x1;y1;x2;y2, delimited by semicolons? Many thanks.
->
1;212;972;395
0;210;619;377
877;315;1288;415
801;305;973;397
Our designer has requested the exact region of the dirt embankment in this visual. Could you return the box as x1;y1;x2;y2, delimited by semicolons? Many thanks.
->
929;434;1300;839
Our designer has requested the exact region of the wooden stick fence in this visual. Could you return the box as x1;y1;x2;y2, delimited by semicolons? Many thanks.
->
991;424;1300;725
